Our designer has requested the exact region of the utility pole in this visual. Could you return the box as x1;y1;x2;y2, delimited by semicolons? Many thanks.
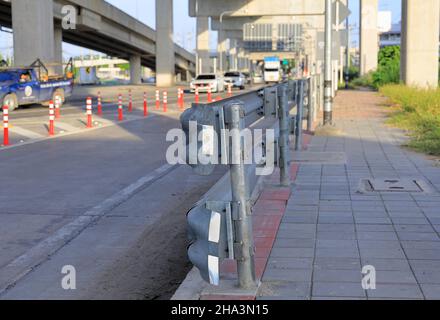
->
345;0;351;89
219;11;233;73
324;0;333;125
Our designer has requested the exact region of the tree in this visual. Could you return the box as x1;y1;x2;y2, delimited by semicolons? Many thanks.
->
372;46;401;88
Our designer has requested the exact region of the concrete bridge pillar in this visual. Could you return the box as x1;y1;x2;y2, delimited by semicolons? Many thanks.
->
155;0;175;87
130;55;142;85
196;17;211;75
239;49;249;71
229;39;238;71
54;25;63;74
359;0;378;75
54;26;63;64
12;0;55;68
217;32;228;73
401;0;440;88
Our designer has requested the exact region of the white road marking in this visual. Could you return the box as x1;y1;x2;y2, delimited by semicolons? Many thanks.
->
0;114;157;151
9;126;44;139
0;163;177;296
55;122;81;132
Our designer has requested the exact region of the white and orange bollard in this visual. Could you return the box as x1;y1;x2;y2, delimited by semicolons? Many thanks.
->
163;91;168;113
155;90;160;109
55;96;61;119
118;93;124;121
195;87;200;104
3;105;9;146
227;84;232;97
207;85;213;103
86;97;93;128
97;91;103;116
181;88;185;108
143;92;148;117
49;101;55;136
178;88;184;109
128;89;133;112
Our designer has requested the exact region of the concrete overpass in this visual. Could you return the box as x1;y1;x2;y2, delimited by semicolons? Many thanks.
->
191;0;440;88
0;0;196;86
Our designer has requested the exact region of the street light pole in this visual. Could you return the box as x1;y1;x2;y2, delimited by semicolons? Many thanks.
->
345;0;351;89
219;11;234;73
324;0;333;125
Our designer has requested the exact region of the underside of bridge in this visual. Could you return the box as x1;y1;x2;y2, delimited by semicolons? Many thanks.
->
0;0;195;85
190;0;439;89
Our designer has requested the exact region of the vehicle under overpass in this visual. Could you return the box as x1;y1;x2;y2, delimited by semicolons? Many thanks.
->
0;0;196;86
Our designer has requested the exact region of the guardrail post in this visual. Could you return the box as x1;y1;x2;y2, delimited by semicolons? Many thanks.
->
226;102;256;289
307;77;313;132
295;80;305;151
277;84;291;187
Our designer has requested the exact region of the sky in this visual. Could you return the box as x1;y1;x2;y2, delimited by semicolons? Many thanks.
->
0;0;403;59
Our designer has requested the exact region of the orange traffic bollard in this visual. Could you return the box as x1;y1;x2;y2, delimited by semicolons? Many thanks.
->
3;105;9;146
97;92;103;115
118;94;124;121
128;89;133;112
163;91;168;113
195;87;200;104
55;96;61;119
143;92;148;117
155;90;160;109
49;101;55;136
86;97;93;128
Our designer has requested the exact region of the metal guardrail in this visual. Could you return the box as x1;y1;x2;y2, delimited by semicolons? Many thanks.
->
181;76;318;289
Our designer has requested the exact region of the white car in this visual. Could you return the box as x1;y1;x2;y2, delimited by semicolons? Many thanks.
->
190;74;225;93
224;72;246;90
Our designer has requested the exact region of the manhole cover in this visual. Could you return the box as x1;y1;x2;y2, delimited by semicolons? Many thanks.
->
369;179;423;192
359;178;426;193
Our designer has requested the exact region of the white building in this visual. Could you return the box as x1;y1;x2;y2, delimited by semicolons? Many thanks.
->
379;22;402;48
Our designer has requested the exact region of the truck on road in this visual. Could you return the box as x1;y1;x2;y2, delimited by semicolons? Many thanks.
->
0;59;74;112
263;56;281;83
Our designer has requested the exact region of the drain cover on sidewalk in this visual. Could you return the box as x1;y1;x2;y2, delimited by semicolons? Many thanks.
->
369;179;423;192
359;178;427;193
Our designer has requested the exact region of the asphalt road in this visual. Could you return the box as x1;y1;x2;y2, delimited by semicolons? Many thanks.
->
0;84;255;299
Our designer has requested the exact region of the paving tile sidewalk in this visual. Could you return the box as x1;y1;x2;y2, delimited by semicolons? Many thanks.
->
256;90;440;300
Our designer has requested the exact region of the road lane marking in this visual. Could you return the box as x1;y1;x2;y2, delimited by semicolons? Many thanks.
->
55;122;81;132
0;114;157;151
9;126;44;139
0;162;178;296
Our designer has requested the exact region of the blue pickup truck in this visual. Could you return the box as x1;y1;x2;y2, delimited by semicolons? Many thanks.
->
0;59;74;112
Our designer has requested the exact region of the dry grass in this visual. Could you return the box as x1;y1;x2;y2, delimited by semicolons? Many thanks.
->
380;84;440;155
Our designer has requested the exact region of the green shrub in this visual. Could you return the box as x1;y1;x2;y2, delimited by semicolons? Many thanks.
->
371;46;401;88
350;46;402;89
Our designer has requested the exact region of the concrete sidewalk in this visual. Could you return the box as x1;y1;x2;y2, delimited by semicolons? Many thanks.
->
257;90;440;300
179;89;440;300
